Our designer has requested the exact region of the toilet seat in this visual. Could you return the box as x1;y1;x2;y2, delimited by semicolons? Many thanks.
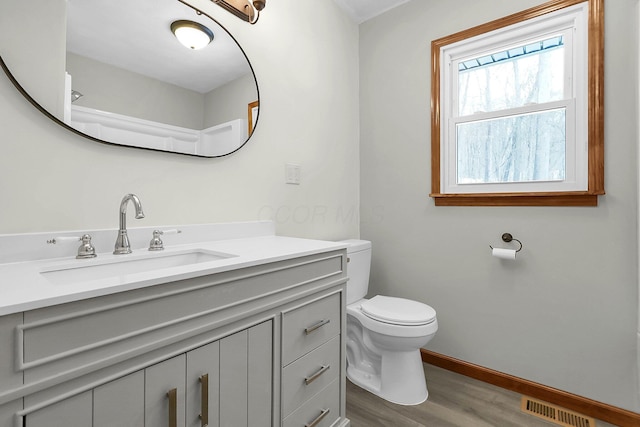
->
361;296;436;326
347;298;438;338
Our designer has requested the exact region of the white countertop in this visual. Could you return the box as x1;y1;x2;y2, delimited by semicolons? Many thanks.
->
0;222;347;316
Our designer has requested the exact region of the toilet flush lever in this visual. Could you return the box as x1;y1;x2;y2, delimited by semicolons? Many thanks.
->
305;319;331;335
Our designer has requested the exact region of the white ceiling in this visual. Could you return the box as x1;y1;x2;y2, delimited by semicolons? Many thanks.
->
333;0;411;23
65;0;410;94
66;0;252;94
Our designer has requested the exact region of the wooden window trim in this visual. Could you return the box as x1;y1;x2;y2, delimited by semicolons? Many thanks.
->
248;100;259;135
430;0;604;207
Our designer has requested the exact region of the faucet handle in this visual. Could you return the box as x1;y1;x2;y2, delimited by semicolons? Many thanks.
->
76;234;97;259
160;229;182;235
47;235;97;258
148;229;182;251
47;236;81;244
149;230;164;251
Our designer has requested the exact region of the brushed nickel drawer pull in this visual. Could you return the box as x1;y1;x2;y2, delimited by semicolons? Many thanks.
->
200;374;209;427
305;408;330;427
305;319;330;335
167;388;178;427
304;365;331;385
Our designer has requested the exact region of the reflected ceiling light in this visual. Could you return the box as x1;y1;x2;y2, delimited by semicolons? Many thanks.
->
71;90;83;103
210;0;266;24
171;20;214;50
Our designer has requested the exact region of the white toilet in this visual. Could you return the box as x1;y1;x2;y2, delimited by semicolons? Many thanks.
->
341;239;438;405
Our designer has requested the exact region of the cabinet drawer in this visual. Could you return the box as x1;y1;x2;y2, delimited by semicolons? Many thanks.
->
282;293;340;366
282;336;340;417
282;379;340;427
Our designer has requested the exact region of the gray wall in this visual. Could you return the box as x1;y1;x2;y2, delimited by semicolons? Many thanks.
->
0;0;360;241
359;0;639;412
204;72;256;128
67;54;257;131
3;0;636;415
66;53;206;129
0;0;67;119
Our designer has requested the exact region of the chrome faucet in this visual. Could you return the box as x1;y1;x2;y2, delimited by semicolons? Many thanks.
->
113;194;145;254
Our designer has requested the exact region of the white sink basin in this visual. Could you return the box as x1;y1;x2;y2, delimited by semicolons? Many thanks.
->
40;249;236;285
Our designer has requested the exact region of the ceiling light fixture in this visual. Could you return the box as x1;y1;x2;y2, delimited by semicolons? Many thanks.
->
170;20;214;50
210;0;266;24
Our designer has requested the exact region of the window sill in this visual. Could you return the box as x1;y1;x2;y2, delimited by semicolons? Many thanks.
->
430;191;603;207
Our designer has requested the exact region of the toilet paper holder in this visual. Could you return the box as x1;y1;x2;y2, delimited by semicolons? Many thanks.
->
489;233;523;252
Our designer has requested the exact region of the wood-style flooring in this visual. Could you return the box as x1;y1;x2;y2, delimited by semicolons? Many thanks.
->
346;363;619;427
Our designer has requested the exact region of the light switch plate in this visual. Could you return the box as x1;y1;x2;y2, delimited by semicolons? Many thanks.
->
285;163;301;185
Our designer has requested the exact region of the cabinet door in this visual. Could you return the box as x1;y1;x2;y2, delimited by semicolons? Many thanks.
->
94;370;145;427
186;341;220;427
248;321;273;427
218;321;273;427
0;399;21;427
21;322;273;427
25;390;92;427
220;329;248;426
146;355;186;427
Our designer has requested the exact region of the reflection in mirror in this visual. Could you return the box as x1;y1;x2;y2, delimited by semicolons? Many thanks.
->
248;100;259;135
0;0;259;157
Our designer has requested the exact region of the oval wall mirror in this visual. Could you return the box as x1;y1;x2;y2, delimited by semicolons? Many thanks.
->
0;0;259;157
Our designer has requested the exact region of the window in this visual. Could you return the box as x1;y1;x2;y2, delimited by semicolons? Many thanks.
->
430;0;604;206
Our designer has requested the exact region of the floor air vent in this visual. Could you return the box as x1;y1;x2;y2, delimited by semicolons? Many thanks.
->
521;396;596;427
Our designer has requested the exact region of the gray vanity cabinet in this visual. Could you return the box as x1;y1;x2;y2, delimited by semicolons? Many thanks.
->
26;391;94;426
188;322;272;427
0;249;349;427
95;371;145;427
25;322;272;427
145;354;187;427
186;341;219;427
24;374;144;427
218;323;273;427
0;313;22;427
146;323;273;427
281;294;342;427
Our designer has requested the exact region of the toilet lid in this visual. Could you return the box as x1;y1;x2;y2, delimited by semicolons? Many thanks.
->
360;296;436;326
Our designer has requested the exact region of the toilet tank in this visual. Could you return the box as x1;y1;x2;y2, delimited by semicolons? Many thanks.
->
339;239;372;305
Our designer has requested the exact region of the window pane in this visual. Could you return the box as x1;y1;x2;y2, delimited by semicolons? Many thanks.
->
458;36;565;116
456;108;566;184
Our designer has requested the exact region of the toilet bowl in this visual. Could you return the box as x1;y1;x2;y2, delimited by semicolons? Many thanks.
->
340;239;438;405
